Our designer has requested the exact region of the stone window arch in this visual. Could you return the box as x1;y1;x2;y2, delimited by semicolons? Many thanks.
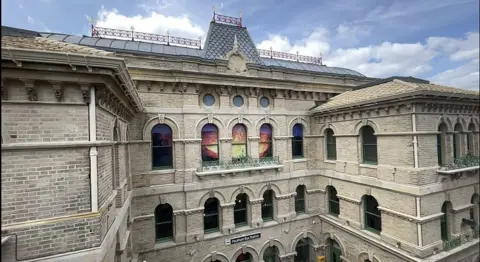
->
259;124;273;158
292;124;304;158
234;193;249;227
202;124;220;162
453;123;463;160
327;186;339;216
232;124;248;161
363;195;381;233
154;203;173;242
470;194;479;226
360;125;377;164
262;246;279;262
437;122;449;166
467;123;475;154
151;124;173;169
325;128;336;160
295;185;306;214
204;198;220;233
262;189;275;221
441;201;453;241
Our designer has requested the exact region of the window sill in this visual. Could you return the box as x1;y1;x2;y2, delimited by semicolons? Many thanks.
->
196;164;284;177
437;165;479;175
153;239;176;250
324;159;336;164
150;168;176;174
262;220;278;227
292;158;306;163
204;231;223;240
359;163;377;169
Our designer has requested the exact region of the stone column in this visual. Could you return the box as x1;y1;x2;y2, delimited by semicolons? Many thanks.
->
250;198;264;228
221;203;235;235
131;216;155;253
220;138;232;162
276;195;294;222
248;137;260;159
185;208;204;243
173;211;187;243
184;140;201;183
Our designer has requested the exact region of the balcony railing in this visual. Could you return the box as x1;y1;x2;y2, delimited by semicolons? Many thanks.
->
198;156;281;172
446;155;480;170
443;237;461;251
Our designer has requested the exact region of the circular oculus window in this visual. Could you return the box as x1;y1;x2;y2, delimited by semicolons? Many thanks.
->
233;95;244;107
260;97;270;108
203;94;215;107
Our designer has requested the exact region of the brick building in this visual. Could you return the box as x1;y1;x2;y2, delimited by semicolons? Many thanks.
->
1;12;479;262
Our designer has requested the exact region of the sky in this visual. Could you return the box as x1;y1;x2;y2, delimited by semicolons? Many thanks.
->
1;0;479;90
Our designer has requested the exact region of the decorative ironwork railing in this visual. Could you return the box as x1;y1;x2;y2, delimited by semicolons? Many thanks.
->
213;13;242;26
91;26;202;49
443;236;461;251
257;48;323;65
446;154;480;170
199;156;281;172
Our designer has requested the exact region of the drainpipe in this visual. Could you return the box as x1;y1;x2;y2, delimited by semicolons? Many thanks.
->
412;105;419;168
89;86;98;212
412;105;422;246
416;197;423;247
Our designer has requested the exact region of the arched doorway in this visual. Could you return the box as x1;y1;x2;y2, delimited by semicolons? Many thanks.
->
263;246;280;262
236;252;252;262
295;237;313;262
327;239;342;262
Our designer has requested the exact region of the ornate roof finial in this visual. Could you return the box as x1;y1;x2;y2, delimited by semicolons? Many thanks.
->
213;5;216;13
232;34;239;53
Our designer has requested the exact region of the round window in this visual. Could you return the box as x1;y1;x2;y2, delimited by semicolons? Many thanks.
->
260;97;270;108
203;94;215;107
233;95;244;107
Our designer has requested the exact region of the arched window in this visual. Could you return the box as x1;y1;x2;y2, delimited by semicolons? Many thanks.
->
201;124;219;162
361;126;377;164
364;195;381;233
326;128;337;160
467;123;475;154
154;203;173;241
327;239;342;262
234;193;248;227
295;185;306;213
328;186;340;216
262;190;274;221
152;124;173;169
263;246;280;262
259;124;273;158
438;123;448;166
470;194;479;225
292;124;304;158
295;238;313;262
204;198;220;233
232;124;248;161
236;252;252;262
453;123;463;160
441;201;452;241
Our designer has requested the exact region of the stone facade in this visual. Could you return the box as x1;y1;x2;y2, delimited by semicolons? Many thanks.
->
1;21;480;262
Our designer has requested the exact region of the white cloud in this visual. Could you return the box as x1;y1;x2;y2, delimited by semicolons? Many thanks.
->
256;25;478;89
27;16;34;24
431;59;479;90
257;27;330;57
95;7;205;40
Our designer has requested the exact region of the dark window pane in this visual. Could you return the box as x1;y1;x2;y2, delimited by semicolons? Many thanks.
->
292;141;304;157
155;204;173;240
363;145;377;164
295;239;310;262
152;146;173;168
262;190;274;220
260;97;270;108
437;134;442;166
203;94;215;106
234;209;247;225
204;214;219;231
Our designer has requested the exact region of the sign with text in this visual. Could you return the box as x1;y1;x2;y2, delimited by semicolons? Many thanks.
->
225;232;261;245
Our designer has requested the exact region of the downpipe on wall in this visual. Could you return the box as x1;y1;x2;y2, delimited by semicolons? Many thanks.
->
88;86;98;212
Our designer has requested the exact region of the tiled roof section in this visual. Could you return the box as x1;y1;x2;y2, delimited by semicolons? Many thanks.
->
1;36;113;56
312;79;479;112
2;26;41;37
261;58;365;77
40;33;204;58
203;22;262;64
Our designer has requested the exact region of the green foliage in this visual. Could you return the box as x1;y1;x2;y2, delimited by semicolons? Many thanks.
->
446;154;480;170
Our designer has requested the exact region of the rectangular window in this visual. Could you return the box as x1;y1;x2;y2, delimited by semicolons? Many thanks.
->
437;134;443;166
292;140;304;158
329;198;340;216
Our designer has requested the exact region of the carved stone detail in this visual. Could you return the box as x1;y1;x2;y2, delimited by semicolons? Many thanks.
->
21;80;37;101
51;82;63;102
158;114;165;124
1;78;7;100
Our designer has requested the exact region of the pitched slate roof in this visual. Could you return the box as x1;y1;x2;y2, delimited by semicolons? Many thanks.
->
1;36;113;56
203;22;262;64
311;79;480;112
261;57;365;77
